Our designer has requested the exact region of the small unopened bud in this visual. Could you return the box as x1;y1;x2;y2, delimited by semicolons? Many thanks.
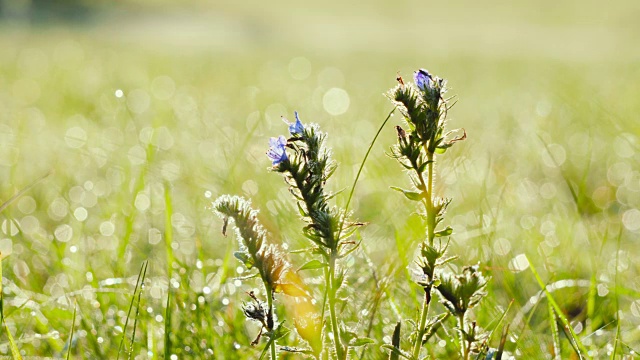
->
243;300;268;324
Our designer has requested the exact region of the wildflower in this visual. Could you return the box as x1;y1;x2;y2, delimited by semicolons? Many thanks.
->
414;69;432;91
267;136;288;165
284;111;305;135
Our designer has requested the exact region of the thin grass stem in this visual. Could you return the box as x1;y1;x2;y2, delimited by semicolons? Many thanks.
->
66;300;78;360
337;107;396;239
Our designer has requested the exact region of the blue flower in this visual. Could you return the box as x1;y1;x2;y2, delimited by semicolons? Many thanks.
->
414;69;432;91
267;136;288;165
284;111;305;135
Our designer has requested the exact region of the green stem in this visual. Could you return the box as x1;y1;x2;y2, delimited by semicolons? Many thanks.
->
328;253;345;360
411;151;436;359
411;287;431;358
267;286;277;360
458;314;468;360
425;152;436;246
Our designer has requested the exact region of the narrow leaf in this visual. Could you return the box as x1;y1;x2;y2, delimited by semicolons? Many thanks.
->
297;259;328;271
351;337;375;347
390;187;424;201
390;321;401;360
4;321;22;360
434;227;453;237
66;300;78;360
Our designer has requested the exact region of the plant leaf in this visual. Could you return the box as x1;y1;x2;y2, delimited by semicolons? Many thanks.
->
434;227;453;237
350;337;375;347
297;259;328;271
390;187;424;201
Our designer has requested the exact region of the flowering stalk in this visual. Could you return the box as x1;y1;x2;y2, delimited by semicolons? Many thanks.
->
212;195;301;359
386;69;467;358
268;112;360;359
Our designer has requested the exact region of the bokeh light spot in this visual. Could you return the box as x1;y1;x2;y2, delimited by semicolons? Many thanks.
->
323;87;350;115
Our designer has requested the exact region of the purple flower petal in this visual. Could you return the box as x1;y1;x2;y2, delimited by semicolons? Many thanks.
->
414;69;432;91
267;136;288;165
284;111;305;135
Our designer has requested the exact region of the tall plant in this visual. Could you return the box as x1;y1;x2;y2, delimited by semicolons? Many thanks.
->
385;69;488;359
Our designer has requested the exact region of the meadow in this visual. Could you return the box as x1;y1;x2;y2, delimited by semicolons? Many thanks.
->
0;1;639;358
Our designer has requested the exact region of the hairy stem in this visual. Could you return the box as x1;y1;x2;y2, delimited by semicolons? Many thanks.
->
328;253;345;359
267;286;277;360
426;152;436;246
458;314;468;360
411;151;436;358
411;287;432;357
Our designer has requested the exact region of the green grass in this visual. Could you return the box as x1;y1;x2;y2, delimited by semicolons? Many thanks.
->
0;1;639;358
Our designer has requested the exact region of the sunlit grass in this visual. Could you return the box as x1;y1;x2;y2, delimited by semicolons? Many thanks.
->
0;2;639;357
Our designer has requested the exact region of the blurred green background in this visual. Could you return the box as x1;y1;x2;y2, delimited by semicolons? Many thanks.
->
0;0;639;358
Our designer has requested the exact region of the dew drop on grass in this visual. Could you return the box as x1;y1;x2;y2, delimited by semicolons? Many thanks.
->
1;219;19;236
508;254;530;272
65;127;87;148
493;238;511;256
99;221;115;236
0;238;12;258
148;228;162;245
597;284;609;297
135;193;150;212
622;209;640;231
17;196;36;214
74;207;88;221
54;224;73;242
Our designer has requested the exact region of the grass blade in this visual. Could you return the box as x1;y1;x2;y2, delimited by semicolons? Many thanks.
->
164;183;175;275
496;324;509;360
0;171;52;214
389;321;401;360
3;321;22;360
128;261;148;360
548;300;561;360
611;228;623;359
164;287;172;359
337;107;396;237
117;261;148;360
526;255;590;359
486;299;513;343
0;253;19;360
66;300;78;360
116;145;154;270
